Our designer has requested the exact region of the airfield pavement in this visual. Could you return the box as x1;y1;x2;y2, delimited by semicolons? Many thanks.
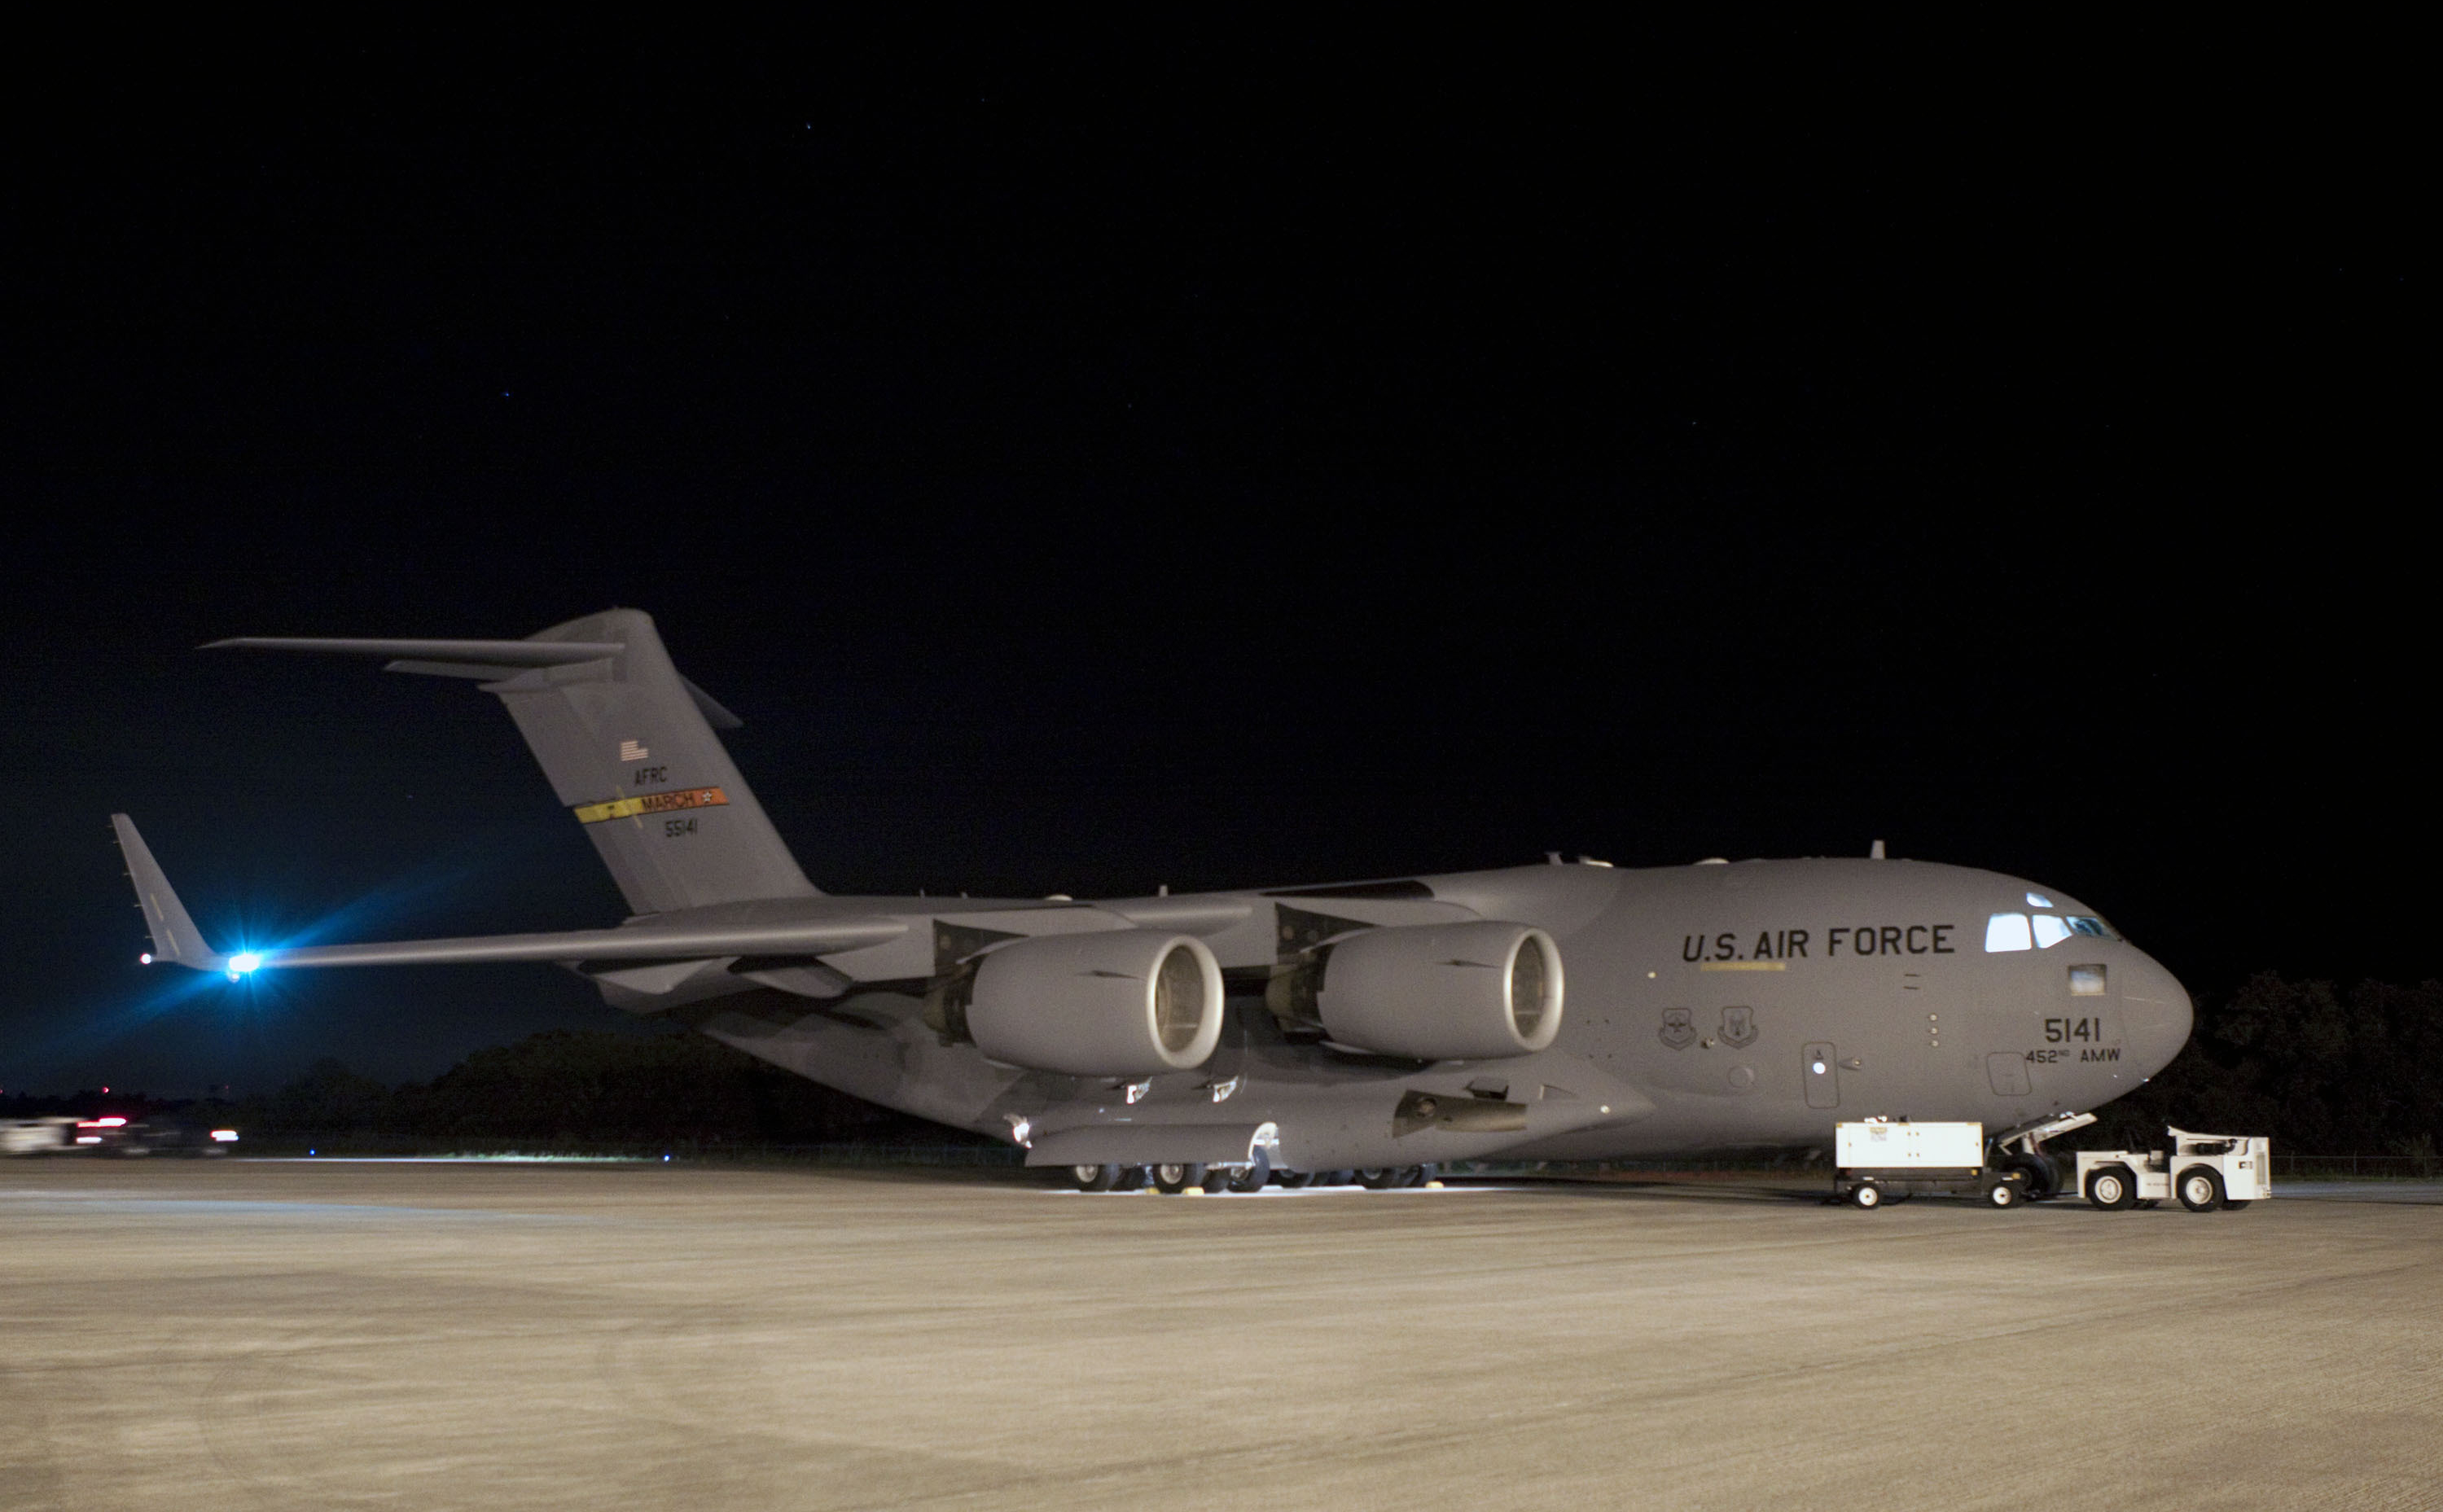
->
2;1161;2438;1511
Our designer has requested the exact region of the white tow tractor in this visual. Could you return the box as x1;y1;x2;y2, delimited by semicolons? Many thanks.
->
2074;1129;2271;1212
1834;1120;2029;1210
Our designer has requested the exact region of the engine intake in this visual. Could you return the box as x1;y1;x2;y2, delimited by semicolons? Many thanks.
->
1311;921;1564;1060
966;930;1225;1076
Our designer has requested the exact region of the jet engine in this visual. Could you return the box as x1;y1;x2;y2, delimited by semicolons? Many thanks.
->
966;930;1226;1076
1309;921;1564;1060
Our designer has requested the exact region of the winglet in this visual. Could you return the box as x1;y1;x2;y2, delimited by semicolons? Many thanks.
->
109;815;226;971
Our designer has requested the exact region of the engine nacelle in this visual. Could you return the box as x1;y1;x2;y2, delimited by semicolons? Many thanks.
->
967;930;1225;1076
1314;921;1564;1060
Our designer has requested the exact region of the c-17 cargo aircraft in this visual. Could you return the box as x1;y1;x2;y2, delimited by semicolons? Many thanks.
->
113;609;2194;1193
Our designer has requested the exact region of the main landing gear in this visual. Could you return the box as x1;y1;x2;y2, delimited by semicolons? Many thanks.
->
1070;1162;1440;1194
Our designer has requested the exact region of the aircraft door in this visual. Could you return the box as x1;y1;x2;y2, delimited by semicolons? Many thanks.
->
1803;1041;1839;1108
1986;1051;2033;1097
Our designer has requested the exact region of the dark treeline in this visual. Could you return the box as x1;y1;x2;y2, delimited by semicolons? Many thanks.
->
3;1028;989;1150
7;975;2438;1155
2081;974;2443;1157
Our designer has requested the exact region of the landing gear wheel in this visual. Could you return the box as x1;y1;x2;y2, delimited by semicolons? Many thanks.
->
1152;1163;1206;1194
1322;1169;1355;1188
1984;1176;2021;1208
1408;1164;1437;1188
1226;1161;1270;1194
1276;1170;1314;1189
1850;1182;1883;1209
1072;1164;1121;1193
2000;1152;2059;1199
2086;1164;2138;1211
2176;1166;2225;1212
1357;1168;1405;1190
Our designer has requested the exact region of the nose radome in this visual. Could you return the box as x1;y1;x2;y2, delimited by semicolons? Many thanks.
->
2120;952;2195;1076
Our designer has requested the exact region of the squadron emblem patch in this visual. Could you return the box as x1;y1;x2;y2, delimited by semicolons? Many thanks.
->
1659;1008;1696;1050
1721;1006;1757;1049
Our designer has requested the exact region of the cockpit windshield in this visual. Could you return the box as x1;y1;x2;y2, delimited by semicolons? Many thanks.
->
1989;910;2121;952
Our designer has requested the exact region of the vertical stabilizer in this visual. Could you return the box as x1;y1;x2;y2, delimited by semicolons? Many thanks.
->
483;610;817;913
208;610;819;914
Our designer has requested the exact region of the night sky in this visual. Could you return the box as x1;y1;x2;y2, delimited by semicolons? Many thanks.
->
2;25;2420;1094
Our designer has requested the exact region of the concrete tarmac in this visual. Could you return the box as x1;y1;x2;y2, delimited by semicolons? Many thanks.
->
2;1161;2437;1511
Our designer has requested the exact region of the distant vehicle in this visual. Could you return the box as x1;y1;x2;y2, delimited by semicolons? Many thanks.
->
2075;1129;2270;1212
15;1116;242;1156
129;1119;243;1155
2;1117;77;1155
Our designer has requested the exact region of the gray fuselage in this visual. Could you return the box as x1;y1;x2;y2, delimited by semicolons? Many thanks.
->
674;856;2192;1170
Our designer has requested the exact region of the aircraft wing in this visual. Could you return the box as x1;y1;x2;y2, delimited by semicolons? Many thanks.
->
108;814;904;973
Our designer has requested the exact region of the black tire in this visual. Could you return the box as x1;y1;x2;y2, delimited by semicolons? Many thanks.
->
1851;1182;1883;1209
1322;1169;1356;1188
2000;1152;2059;1199
1152;1162;1205;1194
1410;1164;1439;1187
2175;1165;2225;1212
1985;1177;2021;1208
2086;1164;2138;1211
1275;1169;1314;1189
1357;1167;1405;1190
1226;1161;1269;1194
1072;1163;1121;1193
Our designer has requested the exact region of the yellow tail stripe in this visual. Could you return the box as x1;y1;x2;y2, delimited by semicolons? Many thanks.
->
572;787;730;825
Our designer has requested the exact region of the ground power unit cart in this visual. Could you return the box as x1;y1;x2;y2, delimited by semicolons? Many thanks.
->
1834;1120;2027;1209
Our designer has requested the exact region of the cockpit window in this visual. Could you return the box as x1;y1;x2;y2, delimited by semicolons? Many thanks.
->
2029;913;2122;947
1985;913;2033;952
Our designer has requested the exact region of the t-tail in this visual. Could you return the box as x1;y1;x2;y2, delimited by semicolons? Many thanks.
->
208;608;818;914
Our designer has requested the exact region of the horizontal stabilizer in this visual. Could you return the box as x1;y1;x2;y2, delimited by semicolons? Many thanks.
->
205;637;625;666
110;815;226;971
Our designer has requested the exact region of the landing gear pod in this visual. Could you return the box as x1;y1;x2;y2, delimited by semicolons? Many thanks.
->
967;931;1225;1076
1314;922;1564;1060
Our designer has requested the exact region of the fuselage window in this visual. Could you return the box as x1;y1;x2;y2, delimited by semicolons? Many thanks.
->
2065;915;2118;940
1985;913;2033;952
2031;914;2072;949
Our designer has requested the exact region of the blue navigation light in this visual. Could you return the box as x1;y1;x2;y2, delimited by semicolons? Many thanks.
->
228;952;263;975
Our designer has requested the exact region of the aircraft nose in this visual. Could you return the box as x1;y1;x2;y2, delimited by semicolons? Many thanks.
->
2120;951;2195;1076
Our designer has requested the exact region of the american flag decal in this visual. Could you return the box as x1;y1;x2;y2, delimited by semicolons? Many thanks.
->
619;739;648;761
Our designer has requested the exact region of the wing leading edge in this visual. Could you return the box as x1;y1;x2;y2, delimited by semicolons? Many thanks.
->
107;814;903;973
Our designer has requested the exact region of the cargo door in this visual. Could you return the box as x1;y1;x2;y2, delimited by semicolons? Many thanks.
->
1803;1041;1840;1109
